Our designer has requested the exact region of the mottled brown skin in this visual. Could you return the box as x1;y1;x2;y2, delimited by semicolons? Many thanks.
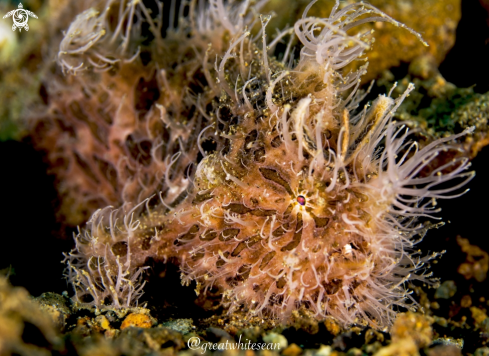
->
43;0;472;329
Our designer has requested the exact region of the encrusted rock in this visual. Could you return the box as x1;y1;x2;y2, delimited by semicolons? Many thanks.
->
121;313;156;330
0;277;62;355
35;292;71;332
390;312;433;349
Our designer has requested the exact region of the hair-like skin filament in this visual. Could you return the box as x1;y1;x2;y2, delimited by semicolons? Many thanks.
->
43;0;474;329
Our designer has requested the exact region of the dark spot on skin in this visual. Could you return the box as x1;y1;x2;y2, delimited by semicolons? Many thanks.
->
112;241;128;257
168;189;188;208
69;101;89;122
236;264;251;281
69;101;108;145
226;203;252;214
200;230;217;241
226;276;238;287
94;156;118;191
219;228;240;241
158;127;170;160
250;209;276;217
231;235;260;257
52;118;75;138
271;135;282;148
352;191;369;202
141;236;152;250
39;83;49;105
311;213;330;228
139;51;152;66
276;276;287;289
231;242;247;257
134;75;160;118
281;213;303;251
216;251;229;268
323;279;343;295
79;293;94;303
74;152;100;184
259;167;293;195
350;280;361;291
259;251;276;270
358;210;372;225
272;222;290;238
225;203;275;216
191;250;205;261
192;192;214;204
174;225;199;246
137;140;153;166
125;135;152;166
283;204;294;219
98;91;109;104
97;107;113;125
314;81;327;92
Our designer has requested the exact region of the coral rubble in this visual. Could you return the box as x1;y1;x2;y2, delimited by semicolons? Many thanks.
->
30;0;475;329
377;61;489;158
0;277;62;355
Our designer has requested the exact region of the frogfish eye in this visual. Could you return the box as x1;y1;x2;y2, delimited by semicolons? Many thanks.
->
297;195;306;206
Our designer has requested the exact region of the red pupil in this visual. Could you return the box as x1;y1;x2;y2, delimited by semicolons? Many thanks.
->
297;196;306;205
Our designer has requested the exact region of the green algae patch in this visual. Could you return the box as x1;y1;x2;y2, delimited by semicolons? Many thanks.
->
378;61;489;158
